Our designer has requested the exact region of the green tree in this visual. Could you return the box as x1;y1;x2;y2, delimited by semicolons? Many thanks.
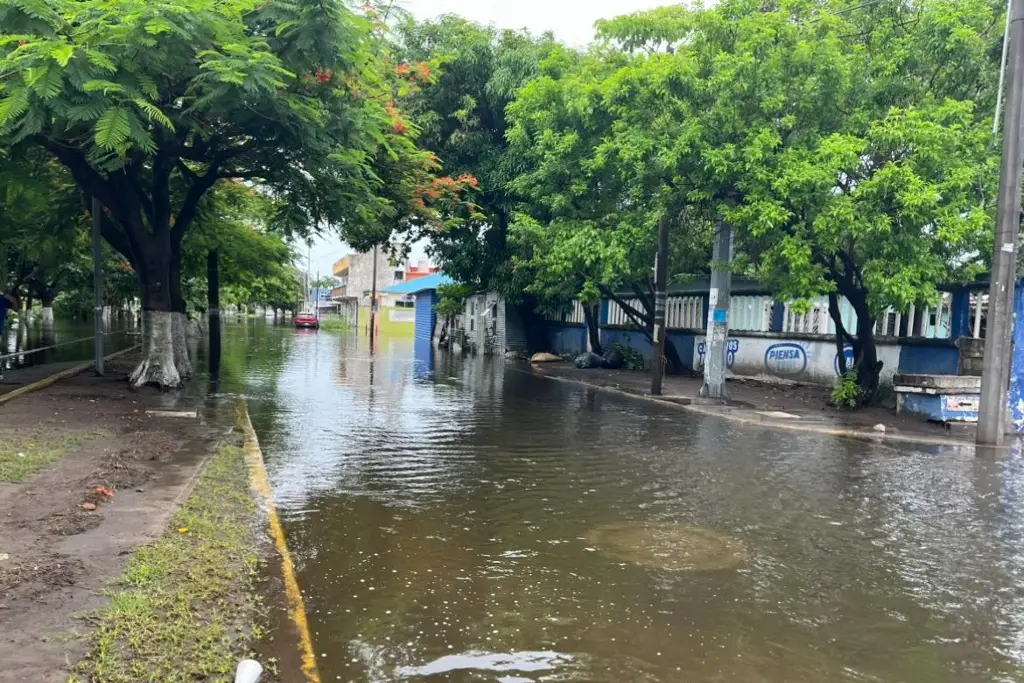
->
699;0;1001;398
393;15;556;349
0;0;414;387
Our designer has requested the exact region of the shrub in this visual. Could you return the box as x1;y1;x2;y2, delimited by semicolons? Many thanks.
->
319;317;349;332
612;342;645;370
831;369;864;409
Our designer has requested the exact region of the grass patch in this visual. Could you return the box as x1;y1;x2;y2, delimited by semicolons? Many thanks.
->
0;431;104;483
318;316;349;332
70;443;264;683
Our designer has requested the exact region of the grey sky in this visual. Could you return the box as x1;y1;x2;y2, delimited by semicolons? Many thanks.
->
304;0;675;280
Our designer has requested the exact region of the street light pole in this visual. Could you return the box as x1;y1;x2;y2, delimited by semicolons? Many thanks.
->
978;0;1024;446
650;215;669;395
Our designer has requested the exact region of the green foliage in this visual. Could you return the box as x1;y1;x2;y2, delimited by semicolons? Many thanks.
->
436;282;471;318
393;15;557;296
318;316;349;332
831;369;864;409
612;342;645;371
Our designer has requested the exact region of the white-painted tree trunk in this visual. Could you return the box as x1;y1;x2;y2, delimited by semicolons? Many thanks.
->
130;310;181;389
41;306;54;327
171;311;193;378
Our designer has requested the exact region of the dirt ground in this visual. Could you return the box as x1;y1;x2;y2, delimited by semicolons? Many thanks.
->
0;357;229;683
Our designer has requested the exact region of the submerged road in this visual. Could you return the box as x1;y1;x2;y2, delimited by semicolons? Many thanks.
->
219;321;1024;683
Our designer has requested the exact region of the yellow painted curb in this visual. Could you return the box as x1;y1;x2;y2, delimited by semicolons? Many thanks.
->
239;402;322;683
0;344;139;406
524;368;970;450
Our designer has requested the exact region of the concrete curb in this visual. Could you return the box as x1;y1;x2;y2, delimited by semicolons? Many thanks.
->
0;345;140;406
239;401;322;683
520;368;975;450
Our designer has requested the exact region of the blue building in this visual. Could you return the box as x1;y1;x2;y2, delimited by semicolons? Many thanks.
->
379;273;454;343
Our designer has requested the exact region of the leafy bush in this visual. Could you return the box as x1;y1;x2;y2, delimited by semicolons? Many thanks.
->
831;369;864;409
319;317;349;332
612;342;645;370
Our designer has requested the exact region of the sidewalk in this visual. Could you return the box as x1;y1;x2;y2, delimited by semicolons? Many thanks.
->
525;363;976;447
0;361;90;396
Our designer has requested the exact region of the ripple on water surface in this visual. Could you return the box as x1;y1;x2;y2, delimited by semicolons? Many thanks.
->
226;325;1024;683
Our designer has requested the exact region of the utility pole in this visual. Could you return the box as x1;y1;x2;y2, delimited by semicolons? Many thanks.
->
91;197;104;376
208;249;221;382
979;0;1024;446
701;218;734;400
650;215;670;395
369;244;378;337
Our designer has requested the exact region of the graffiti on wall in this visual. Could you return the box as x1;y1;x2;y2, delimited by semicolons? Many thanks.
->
696;338;739;372
833;344;855;376
764;343;808;377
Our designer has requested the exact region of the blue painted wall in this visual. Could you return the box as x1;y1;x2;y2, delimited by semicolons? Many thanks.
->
1009;279;1024;431
414;290;438;342
549;323;588;355
896;344;960;375
599;328;696;371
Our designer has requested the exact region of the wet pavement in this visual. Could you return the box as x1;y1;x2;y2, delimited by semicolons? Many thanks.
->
217;321;1024;683
0;320;136;373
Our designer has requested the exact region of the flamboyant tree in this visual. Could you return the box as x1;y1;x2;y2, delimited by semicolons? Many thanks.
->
0;0;418;387
392;15;557;349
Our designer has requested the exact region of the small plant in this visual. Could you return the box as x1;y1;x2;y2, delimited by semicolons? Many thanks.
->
831;369;864;409
612;342;645;371
319;317;349;332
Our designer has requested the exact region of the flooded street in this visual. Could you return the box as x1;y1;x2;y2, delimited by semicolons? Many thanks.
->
221;321;1024;683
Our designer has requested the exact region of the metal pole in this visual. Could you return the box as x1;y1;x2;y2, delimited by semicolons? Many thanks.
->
208;249;221;382
91;196;104;375
979;0;1024;446
650;215;669;395
701;218;734;400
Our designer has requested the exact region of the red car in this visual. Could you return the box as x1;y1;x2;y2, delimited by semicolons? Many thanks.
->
293;312;319;329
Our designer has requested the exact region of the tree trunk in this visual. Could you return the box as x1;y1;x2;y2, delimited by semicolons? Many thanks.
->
129;250;181;389
41;305;54;327
168;246;193;378
853;304;882;399
827;290;882;403
583;303;602;355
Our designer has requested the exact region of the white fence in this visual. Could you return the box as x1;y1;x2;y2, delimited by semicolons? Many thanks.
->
782;293;958;340
590;290;980;340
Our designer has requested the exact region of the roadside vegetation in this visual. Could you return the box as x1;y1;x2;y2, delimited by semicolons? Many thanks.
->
0;430;103;483
318;317;349;332
69;442;265;683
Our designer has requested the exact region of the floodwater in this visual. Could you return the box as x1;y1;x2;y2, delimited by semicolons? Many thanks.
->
0;318;137;371
220;321;1024;683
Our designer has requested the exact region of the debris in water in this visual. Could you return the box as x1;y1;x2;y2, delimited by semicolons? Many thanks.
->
585;522;747;571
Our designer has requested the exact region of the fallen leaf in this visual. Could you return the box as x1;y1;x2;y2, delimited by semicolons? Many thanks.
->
177;527;189;534
81;503;97;511
94;486;115;498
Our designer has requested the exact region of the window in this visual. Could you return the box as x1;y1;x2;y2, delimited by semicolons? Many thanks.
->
394;270;404;281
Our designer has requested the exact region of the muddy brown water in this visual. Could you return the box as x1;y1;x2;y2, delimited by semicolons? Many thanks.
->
217;321;1024;683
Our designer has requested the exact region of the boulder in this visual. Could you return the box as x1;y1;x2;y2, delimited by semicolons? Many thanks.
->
602;347;625;370
574;351;606;369
530;352;563;363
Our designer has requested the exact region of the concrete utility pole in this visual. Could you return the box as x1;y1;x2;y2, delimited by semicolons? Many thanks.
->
208;250;221;382
979;0;1024;446
701;218;733;400
651;215;670;395
369;244;378;336
91;197;104;376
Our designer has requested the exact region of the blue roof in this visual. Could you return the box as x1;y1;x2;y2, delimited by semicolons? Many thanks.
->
383;272;454;294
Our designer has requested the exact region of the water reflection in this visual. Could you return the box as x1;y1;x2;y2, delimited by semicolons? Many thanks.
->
220;322;1024;683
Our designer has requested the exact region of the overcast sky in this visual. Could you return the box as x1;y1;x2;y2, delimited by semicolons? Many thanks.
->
304;0;675;280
